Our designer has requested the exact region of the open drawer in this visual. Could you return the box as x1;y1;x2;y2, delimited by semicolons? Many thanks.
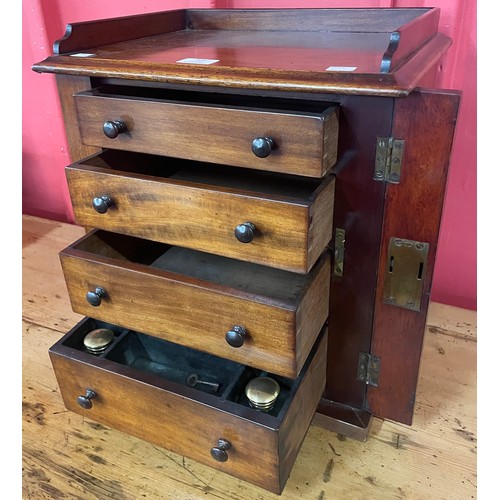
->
74;86;339;178
66;150;336;274
49;319;327;494
59;230;330;378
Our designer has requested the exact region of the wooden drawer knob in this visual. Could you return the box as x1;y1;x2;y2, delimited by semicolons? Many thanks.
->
86;287;107;307
251;137;274;158
234;222;256;243
77;389;97;409
225;326;247;348
103;120;127;139
210;439;231;462
92;195;114;214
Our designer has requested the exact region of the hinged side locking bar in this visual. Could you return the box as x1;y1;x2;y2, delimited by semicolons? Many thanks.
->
333;228;345;277
373;137;405;183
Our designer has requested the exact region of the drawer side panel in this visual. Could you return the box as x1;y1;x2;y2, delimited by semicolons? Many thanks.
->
307;175;335;271
322;109;340;174
295;257;331;372
278;331;327;491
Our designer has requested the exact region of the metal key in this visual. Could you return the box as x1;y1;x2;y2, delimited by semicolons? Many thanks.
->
186;373;220;392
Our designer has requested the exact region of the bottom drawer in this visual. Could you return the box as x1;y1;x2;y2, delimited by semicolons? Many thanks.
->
49;318;327;494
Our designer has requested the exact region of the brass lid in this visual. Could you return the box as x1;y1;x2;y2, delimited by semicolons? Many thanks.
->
245;377;280;410
83;328;114;354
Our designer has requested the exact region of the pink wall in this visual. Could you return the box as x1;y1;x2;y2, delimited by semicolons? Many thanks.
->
22;1;477;310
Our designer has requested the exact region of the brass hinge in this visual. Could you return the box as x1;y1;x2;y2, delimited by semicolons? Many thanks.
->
373;137;405;183
357;353;381;387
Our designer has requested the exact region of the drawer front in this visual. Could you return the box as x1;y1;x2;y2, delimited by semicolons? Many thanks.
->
74;91;339;178
60;231;331;378
66;154;336;274
49;324;328;494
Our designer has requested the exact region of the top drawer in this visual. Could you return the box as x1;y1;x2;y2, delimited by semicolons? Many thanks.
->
74;86;339;178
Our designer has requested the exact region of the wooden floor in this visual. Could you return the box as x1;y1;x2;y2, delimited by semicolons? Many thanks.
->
22;215;477;499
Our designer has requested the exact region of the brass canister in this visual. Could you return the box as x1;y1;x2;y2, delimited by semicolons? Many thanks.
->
83;328;115;355
244;376;280;411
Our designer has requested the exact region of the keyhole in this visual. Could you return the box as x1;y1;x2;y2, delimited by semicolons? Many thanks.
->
389;256;395;273
417;262;424;280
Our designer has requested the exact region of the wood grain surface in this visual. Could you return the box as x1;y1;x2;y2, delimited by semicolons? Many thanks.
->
66;150;335;273
49;328;327;494
22;215;477;499
55;75;101;162
187;8;431;32
31;8;448;97
74;90;338;177
59;230;330;378
324;94;393;409
368;89;461;425
380;8;439;72
277;333;327;491
54;9;186;55
51;7;437;59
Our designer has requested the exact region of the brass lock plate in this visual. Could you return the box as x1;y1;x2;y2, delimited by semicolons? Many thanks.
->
382;238;429;312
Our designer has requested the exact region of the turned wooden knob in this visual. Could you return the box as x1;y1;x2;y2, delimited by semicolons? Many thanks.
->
103;120;127;139
86;287;107;307
210;439;231;462
234;222;256;243
225;326;247;348
251;137;274;158
92;195;114;214
77;389;97;409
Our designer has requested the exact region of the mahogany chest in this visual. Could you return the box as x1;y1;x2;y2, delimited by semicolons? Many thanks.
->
33;7;460;494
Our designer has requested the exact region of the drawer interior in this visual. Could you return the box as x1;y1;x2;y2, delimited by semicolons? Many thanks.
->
62;317;126;355
82;85;337;115
58;317;318;421
106;330;244;400
71;230;317;302
79;149;323;200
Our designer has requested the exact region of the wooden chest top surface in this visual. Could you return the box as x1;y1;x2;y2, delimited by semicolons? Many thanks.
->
32;7;450;96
